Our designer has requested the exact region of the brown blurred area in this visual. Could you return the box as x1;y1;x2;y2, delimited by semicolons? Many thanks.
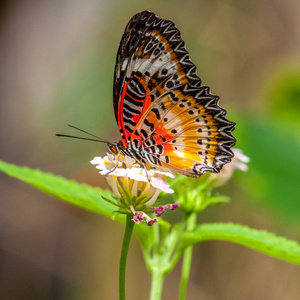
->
0;0;300;299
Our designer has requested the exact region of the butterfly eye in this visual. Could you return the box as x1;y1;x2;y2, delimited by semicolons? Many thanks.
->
108;144;119;155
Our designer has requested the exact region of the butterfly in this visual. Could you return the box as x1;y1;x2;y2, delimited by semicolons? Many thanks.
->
107;11;236;178
58;11;236;178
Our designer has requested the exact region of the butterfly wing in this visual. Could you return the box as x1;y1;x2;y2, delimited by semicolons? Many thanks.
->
113;11;202;146
133;84;235;177
113;11;236;177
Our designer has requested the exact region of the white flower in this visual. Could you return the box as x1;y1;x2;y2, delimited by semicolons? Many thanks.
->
230;148;250;171
210;148;250;187
91;154;178;225
151;177;174;194
91;154;175;194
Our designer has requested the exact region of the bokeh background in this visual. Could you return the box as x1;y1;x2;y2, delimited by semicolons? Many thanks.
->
1;0;300;299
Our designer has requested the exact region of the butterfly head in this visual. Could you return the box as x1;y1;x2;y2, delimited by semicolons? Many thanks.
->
107;141;125;156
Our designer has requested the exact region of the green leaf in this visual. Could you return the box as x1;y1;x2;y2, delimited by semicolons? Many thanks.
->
0;160;115;216
205;195;230;206
0;160;151;241
179;223;300;265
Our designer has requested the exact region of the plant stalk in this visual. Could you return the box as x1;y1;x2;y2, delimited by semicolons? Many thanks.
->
119;213;135;300
150;267;165;300
179;213;197;300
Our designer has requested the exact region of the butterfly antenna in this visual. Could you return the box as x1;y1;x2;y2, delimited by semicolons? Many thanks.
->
56;124;110;144
55;134;107;143
67;124;110;143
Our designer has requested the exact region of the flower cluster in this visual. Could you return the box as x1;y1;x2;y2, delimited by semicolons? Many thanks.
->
91;148;249;225
91;154;178;226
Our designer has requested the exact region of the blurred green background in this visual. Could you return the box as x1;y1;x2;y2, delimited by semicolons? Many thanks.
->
1;0;300;299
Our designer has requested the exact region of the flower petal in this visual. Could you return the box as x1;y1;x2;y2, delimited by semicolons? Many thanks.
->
146;218;158;226
152;169;176;178
151;177;174;193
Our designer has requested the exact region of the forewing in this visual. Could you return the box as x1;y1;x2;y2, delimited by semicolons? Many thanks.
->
113;11;202;146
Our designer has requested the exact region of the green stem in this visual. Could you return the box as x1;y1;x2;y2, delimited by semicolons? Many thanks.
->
119;213;135;300
178;213;197;300
150;268;165;300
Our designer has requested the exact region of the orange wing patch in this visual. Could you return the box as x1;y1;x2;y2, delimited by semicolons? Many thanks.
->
134;84;234;176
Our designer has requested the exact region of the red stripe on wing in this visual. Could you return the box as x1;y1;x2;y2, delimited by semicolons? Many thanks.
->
118;81;129;146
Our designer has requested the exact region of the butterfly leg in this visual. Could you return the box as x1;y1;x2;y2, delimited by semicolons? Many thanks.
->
141;163;151;182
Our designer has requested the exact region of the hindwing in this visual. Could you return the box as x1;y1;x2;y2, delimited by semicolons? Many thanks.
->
133;84;235;176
